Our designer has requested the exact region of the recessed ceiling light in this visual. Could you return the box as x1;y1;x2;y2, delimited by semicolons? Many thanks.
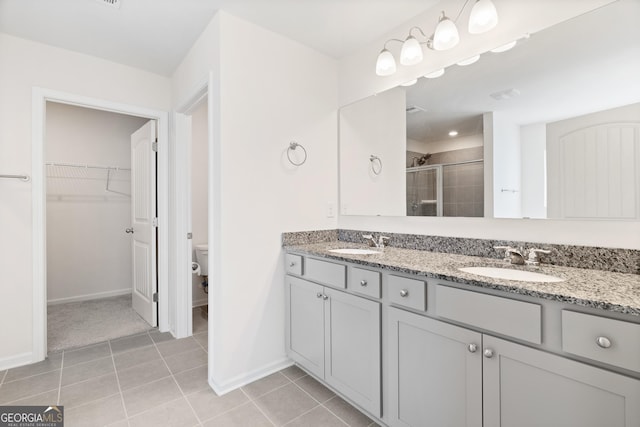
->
491;40;517;53
400;79;418;87
457;55;481;66
424;69;445;79
448;130;459;137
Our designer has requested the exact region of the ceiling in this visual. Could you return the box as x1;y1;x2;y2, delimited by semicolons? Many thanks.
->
0;0;439;76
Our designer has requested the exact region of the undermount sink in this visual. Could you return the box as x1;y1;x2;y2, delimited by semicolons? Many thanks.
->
458;266;564;283
329;248;382;255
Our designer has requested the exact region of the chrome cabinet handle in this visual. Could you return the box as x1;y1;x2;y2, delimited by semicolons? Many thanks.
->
322;294;329;300
360;280;368;287
468;343;478;353
316;292;323;298
125;227;134;234
400;289;409;297
596;336;612;349
483;348;494;358
289;262;296;267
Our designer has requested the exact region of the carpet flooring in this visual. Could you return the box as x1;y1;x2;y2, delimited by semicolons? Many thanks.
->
47;294;152;352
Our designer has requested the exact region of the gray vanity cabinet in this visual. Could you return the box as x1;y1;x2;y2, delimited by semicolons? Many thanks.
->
286;274;382;417
483;335;640;427
388;307;483;427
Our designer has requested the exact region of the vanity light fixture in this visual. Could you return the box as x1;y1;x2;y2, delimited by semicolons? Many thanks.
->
400;79;419;87
448;130;459;137
491;40;517;53
375;1;499;76
456;54;481;66
468;0;499;34
424;68;445;79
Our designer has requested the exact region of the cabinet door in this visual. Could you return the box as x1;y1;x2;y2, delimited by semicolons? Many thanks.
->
324;288;381;417
286;276;325;378
483;335;640;427
388;307;482;427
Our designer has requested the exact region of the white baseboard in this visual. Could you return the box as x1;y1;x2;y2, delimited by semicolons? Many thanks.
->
0;352;34;372
208;357;293;396
47;289;131;305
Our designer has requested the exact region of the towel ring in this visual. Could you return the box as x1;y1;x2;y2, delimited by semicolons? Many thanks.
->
370;155;382;175
287;142;307;166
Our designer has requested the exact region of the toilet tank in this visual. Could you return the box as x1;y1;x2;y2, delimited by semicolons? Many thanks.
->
195;244;209;276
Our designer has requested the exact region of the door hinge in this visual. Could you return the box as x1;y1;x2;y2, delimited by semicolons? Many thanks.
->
187;232;192;239
152;141;158;152
152;293;158;302
152;217;159;227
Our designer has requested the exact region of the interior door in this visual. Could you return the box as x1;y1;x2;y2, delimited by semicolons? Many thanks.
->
130;120;157;326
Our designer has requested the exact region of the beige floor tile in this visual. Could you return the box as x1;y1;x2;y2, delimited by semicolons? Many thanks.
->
192;312;208;334
254;383;318;426
4;353;62;382
105;421;129;427
6;390;59;406
128;397;200;427
59;373;120;409
61;356;115;387
0;370;60;404
65;393;126;427
149;330;174;344
203;402;272;427
294;375;335;403
156;337;200;358
324;396;373;427
110;333;154;354
193;332;207;349
280;365;307;381
114;345;161;372
117;359;171;391
64;342;111;367
164;348;207;375
174;365;209;395
122;376;182;417
241;372;289;399
286;406;348;427
186;388;248;422
0;370;6;384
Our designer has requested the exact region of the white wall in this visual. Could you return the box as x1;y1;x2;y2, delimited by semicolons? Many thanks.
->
336;0;639;250
520;123;547;219
45;103;148;303
408;133;483;155
172;11;339;393
492;112;522;218
0;32;170;367
339;87;406;216
190;101;208;307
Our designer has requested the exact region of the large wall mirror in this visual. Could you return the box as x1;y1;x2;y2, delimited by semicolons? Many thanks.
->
339;1;640;220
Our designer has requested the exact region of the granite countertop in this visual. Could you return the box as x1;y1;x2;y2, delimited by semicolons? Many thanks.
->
286;241;640;317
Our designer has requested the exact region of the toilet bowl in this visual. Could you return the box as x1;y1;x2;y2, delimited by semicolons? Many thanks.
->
194;244;208;276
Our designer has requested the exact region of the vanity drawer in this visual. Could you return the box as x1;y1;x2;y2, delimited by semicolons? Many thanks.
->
435;285;542;344
348;267;381;299
305;257;346;289
562;310;640;372
388;275;427;311
285;254;303;276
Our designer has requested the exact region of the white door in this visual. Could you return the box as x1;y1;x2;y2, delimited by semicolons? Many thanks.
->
130;120;157;326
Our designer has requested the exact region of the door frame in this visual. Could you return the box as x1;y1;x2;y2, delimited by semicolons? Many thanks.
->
31;87;170;362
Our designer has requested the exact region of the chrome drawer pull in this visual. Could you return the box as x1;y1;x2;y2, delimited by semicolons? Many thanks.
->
400;289;409;297
596;336;612;349
322;294;329;300
360;280;368;287
289;262;296;267
468;343;477;353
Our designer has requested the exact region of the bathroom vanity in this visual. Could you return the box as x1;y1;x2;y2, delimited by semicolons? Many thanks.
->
284;241;640;427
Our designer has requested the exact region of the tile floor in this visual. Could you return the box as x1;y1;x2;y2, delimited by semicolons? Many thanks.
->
0;307;379;427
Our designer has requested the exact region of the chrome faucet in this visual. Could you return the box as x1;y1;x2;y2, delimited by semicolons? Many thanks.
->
363;234;390;249
494;246;526;265
525;248;551;266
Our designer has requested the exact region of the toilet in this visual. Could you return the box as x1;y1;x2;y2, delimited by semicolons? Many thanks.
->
194;244;208;277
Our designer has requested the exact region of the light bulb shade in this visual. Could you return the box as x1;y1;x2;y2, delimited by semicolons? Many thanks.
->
433;13;460;51
376;49;396;76
468;0;498;34
424;68;445;79
491;40;517;53
400;79;418;87
457;54;480;66
400;36;423;66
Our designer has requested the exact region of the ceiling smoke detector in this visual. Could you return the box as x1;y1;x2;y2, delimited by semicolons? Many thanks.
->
95;0;121;9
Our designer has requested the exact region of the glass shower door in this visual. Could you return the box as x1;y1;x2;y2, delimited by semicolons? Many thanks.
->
406;165;442;216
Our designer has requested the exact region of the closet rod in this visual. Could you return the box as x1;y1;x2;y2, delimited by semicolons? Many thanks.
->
46;161;131;171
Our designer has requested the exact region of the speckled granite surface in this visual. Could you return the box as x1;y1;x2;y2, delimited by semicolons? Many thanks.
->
338;229;640;274
285;241;640;316
282;230;338;246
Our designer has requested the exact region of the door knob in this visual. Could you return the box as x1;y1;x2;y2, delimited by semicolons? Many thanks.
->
125;227;134;234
